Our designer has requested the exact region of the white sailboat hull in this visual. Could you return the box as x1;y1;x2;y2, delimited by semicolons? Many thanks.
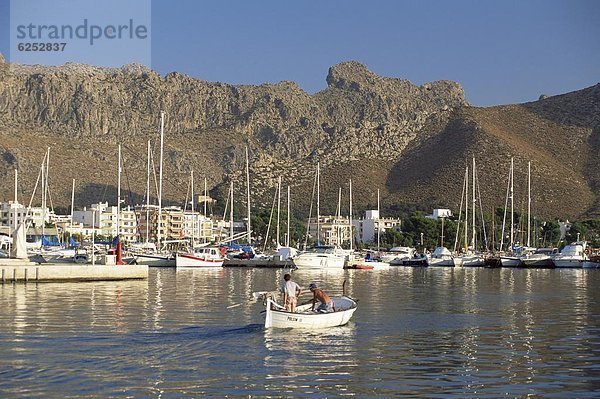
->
553;259;584;268
293;254;345;269
455;255;486;267
264;297;357;329
428;258;455;267
500;256;523;267
135;253;176;267
176;253;224;268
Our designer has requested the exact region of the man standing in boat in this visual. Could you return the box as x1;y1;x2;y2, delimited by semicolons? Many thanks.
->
309;283;336;313
281;273;302;312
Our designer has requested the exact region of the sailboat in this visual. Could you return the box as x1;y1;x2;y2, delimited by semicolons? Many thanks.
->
273;179;298;261
175;169;224;268
518;161;553;268
500;157;525;267
454;158;486;267
293;163;347;270
134;112;177;267
428;215;455;267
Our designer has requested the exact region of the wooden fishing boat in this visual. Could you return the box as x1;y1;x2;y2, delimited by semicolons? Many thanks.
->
265;296;357;328
253;291;357;329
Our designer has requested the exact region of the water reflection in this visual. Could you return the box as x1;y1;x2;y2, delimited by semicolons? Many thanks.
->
263;323;358;395
1;268;599;398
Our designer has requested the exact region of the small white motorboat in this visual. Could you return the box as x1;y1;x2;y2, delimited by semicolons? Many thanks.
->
176;246;224;267
254;291;357;329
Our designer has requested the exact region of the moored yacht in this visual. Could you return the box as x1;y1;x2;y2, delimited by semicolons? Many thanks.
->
176;246;224;268
427;247;455;267
293;246;347;270
521;248;557;268
552;241;588;268
381;246;415;264
454;252;486;267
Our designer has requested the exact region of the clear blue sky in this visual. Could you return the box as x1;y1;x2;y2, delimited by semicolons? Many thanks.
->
1;0;599;106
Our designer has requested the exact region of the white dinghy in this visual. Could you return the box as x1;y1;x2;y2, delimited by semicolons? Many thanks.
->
253;290;358;329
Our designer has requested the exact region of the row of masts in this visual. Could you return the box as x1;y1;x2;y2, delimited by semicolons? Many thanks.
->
454;156;533;254
13;114;536;254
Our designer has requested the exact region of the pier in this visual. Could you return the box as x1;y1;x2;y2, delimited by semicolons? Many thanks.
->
0;260;148;283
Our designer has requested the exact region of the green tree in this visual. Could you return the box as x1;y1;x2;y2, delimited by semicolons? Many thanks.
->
540;220;561;248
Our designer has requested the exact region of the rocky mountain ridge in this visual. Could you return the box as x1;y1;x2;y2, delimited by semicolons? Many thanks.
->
0;56;598;220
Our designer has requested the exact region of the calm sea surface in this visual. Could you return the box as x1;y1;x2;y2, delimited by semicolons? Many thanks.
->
1;267;599;398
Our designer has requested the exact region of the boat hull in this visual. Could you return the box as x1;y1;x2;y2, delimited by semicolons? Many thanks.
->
135;254;176;267
521;256;554;268
553;259;584;268
293;254;345;269
175;253;224;268
265;297;357;329
583;261;600;269
500;256;523;267
428;258;455;267
455;255;486;267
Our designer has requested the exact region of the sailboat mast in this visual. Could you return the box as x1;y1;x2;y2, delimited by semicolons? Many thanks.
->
204;177;208;243
158;111;165;248
337;186;342;247
245;146;251;244
230;180;234;241
286;185;290;247
527;161;531;247
70;178;75;232
117;143;122;240
42;148;50;239
349;179;353;252
14;169;18;205
377;188;380;253
510;157;514;250
464;165;468;251
316;162;321;245
145;140;151;244
41;152;46;239
14;169;18;234
472;157;476;251
191;170;195;245
277;176;281;247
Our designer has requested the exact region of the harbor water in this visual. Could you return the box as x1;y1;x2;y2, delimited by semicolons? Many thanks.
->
1;267;599;398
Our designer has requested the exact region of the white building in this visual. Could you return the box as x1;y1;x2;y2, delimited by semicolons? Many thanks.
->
353;210;402;245
426;209;453;219
306;216;353;247
71;202;138;242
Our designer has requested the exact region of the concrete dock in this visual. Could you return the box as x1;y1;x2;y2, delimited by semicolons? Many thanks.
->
0;259;148;283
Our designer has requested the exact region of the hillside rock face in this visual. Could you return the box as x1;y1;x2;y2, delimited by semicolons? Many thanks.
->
0;58;598;220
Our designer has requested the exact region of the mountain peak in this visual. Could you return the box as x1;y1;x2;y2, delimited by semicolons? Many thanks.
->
326;61;381;90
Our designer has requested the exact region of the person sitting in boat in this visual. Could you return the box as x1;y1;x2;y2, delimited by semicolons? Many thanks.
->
309;283;336;313
280;273;302;312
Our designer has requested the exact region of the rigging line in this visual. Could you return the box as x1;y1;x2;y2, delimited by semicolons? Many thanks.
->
121;143;139;206
453;166;467;253
263;184;278;253
26;158;44;223
184;176;191;213
475;166;489;251
47;179;55;213
222;183;230;227
150;143;159;206
500;162;511;252
303;166;318;251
